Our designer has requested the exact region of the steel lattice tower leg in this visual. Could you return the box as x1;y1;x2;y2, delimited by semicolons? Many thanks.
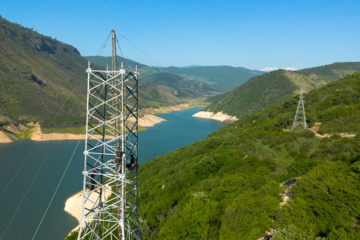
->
78;30;142;240
291;87;306;132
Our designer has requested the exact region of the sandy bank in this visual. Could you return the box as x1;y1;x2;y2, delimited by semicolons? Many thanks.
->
30;103;187;141
134;103;192;127
31;123;85;141
65;191;86;224
0;131;15;143
7;123;27;134
127;114;166;127
192;111;238;123
1;103;192;143
30;113;167;141
30;123;116;141
0;123;25;143
65;188;112;234
140;114;166;127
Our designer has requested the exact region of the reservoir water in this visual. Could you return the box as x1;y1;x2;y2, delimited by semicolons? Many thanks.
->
0;107;226;240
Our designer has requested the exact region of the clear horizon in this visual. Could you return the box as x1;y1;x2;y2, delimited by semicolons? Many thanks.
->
1;0;359;71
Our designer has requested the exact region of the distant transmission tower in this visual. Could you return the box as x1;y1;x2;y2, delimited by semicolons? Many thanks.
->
78;30;142;240
291;87;306;131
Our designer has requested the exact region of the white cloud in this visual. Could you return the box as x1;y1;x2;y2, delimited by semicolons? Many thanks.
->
284;67;298;71
261;67;280;71
261;66;298;72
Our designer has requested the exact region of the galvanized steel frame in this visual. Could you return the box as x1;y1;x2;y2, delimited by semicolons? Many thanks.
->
77;62;141;240
291;87;306;131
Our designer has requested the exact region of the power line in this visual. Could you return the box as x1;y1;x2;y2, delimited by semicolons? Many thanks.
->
114;30;188;87
0;143;55;240
31;139;82;240
0;144;37;200
0;79;87;238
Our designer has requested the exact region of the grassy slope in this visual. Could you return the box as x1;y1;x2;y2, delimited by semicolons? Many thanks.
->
205;93;227;103
205;70;297;117
0;16;87;125
205;62;360;118
138;73;360;239
146;72;222;98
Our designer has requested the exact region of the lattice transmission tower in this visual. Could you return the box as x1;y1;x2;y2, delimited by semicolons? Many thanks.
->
291;87;306;131
78;30;142;240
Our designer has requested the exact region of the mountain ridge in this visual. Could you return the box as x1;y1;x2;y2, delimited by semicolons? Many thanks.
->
84;55;223;98
85;56;263;92
160;65;264;92
0;17;221;132
205;62;360;119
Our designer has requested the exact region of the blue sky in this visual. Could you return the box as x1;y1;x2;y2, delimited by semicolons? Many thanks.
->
1;0;359;70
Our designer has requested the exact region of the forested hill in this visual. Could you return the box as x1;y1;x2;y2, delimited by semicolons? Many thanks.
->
0;16;88;125
205;62;360;118
138;73;360;239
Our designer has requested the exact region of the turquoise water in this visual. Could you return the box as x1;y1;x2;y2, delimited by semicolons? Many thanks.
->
0;107;226;240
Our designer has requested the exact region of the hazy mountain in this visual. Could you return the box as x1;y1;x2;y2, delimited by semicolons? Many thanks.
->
85;56;223;98
84;55;158;79
86;57;263;93
161;65;264;92
205;62;360;118
181;65;201;68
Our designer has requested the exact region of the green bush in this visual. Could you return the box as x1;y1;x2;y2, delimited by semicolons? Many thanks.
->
272;225;324;240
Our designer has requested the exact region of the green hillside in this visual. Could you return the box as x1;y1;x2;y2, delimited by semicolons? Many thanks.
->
205;93;227;103
162;65;264;92
147;72;222;98
205;62;360;118
0;16;87;125
137;82;184;109
138;73;360;239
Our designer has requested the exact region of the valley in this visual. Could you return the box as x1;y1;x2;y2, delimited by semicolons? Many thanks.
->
1;12;360;240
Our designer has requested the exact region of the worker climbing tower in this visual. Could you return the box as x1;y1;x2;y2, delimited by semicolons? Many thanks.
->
291;87;306;132
78;30;142;240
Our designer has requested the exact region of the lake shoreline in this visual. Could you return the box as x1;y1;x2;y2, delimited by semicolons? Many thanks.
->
0;107;226;239
64;188;113;236
0;104;193;143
